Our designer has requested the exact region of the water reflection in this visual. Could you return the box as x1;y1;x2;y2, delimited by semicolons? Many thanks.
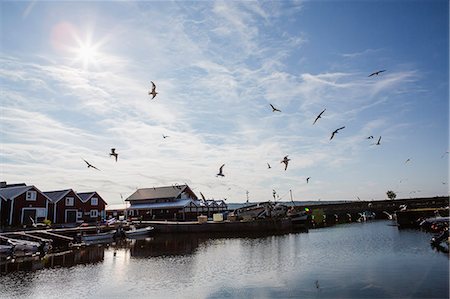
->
1;246;105;274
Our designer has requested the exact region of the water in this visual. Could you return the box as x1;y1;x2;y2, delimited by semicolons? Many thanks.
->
1;220;448;299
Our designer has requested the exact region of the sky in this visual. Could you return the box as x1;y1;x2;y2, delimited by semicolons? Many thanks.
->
0;0;448;205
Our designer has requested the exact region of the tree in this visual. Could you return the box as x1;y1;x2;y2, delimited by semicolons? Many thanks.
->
386;190;397;200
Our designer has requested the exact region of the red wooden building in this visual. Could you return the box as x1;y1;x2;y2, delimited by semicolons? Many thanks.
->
77;191;107;223
0;184;50;227
44;189;85;224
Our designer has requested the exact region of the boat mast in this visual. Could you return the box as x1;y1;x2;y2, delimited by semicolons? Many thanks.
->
290;189;296;206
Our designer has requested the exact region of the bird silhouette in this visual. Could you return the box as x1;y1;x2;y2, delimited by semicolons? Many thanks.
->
149;81;158;99
368;70;386;77
405;158;411;164
306;177;311;184
109;148;118;162
313;109;326;125
83;159;100;171
441;151;449;158
330;126;345;140
270;104;281;112
281;155;290;171
375;136;381;145
267;163;271;169
216;164;225;177
366;136;374;139
162;134;169;139
315;280;320;289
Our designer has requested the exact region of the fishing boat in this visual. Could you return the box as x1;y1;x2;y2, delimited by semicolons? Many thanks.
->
124;226;154;238
80;230;116;245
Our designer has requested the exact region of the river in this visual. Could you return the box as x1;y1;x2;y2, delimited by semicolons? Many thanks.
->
1;220;448;299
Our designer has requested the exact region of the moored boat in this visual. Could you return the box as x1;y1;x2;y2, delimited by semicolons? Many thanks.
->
124;226;154;238
80;230;116;245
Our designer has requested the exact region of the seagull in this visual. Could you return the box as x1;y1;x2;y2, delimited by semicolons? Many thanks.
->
162;134;169;139
375;136;381;145
306;177;311;184
441;151;449;158
330;126;345;140
366;136;374;139
270;104;281;112
405;158;411;164
109;148;118;162
148;81;158;99
315;280;320;289
313;109;326;125
267;163;271;169
368;70;386;77
83;159;100;171
281;155;290;171
216;164;225;177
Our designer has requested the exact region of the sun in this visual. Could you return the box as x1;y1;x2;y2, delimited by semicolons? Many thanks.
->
76;42;100;69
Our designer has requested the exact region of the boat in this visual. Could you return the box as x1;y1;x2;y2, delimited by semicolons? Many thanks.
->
7;239;40;255
80;230;116;245
124;226;154;238
0;244;14;257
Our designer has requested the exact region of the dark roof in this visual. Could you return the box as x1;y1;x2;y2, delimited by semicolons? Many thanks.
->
77;191;107;204
126;185;197;201
44;189;80;203
0;185;49;201
129;199;197;210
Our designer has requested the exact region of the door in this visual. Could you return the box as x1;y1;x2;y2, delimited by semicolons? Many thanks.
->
66;210;77;223
23;209;36;226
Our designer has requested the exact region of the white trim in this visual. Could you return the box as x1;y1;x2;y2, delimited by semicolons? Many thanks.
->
26;190;37;201
90;209;98;218
65;197;74;206
9;198;14;226
53;201;57;223
91;197;98;206
21;208;37;224
65;209;78;223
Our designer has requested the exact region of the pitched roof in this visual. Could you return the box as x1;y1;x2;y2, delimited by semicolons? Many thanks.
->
44;189;80;203
77;191;107;204
0;185;49;201
129;199;197;210
126;185;193;201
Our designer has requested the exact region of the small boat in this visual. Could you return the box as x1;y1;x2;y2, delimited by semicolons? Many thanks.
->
81;230;116;245
7;239;40;255
0;244;14;257
124;226;154;238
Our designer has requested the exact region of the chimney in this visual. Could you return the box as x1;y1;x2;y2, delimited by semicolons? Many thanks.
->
0;181;6;188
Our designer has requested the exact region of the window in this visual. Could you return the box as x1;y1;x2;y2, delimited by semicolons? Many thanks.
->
26;191;37;201
90;210;98;218
91;197;98;206
77;211;83;219
65;197;74;206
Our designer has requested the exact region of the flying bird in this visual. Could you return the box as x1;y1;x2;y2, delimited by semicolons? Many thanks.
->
368;70;386;77
162;134;169;139
83;159;100;171
366;136;374;139
109;148;118;162
313;109;326;125
267;163;271;169
149;81;158;99
306;177;311;184
330;126;345;140
281;155;290;171
405;158;411;164
441;151;449;158
375;136;381;145
216;164;225;177
270;104;281;112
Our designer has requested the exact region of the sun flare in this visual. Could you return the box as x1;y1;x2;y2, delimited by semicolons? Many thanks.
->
76;42;100;68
